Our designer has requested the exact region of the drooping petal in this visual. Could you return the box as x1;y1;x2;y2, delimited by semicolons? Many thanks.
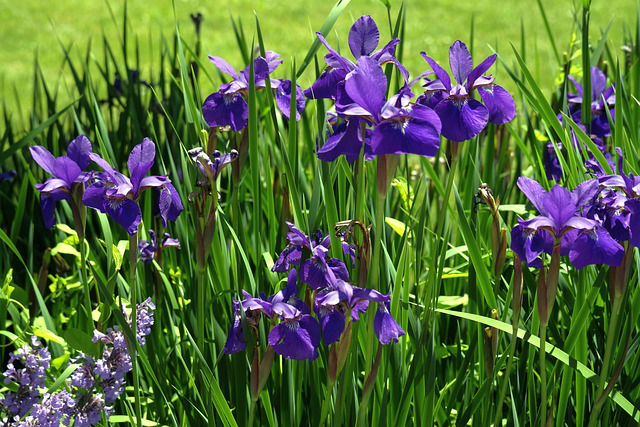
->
158;183;184;225
568;227;624;269
434;98;488;142
571;179;598;208
318;308;345;345
272;245;303;272
301;257;330;290
264;51;284;73
625;199;640;247
208;55;239;79
510;225;549;265
374;303;405;345
420;52;451;91
202;91;249;131
348;15;380;58
449;40;473;85
466;54;497;91
30;146;57;176
66;135;93;170
416;89;446;110
82;182;108;212
372;105;442;157
344;56;387;119
35;177;71;194
318;119;366;163
105;198;142;235
477;84;516;124
40;190;69;228
223;300;246;354
275;80;306;121
128;138;156;192
304;67;348;100
268;315;321;360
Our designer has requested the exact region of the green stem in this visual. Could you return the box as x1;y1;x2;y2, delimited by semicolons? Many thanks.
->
494;323;519;425
588;294;623;426
319;381;335;427
129;232;142;427
540;324;548;427
248;399;257;427
368;191;385;290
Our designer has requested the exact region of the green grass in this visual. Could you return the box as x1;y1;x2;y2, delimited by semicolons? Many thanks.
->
0;0;637;105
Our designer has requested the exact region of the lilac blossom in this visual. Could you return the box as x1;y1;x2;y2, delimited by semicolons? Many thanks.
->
305;15;409;100
418;40;516;142
139;229;180;263
83;138;183;235
511;177;623;269
202;52;305;131
29;135;93;228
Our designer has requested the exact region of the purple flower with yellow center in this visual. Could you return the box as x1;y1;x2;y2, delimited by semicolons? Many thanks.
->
305;15;409;100
511;176;623;269
326;56;441;159
29;135;93;228
82;138;183;235
202;52;304;131
139;229;180;263
567;66;615;138
418;40;516;142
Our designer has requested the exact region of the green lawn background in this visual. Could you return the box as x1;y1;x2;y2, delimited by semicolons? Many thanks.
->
0;0;637;107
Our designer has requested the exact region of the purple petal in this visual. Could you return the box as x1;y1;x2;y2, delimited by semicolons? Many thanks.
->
420;52;452;91
275;80;306;121
316;32;353;72
510;225;550;265
319;309;345;345
268;315;321;360
569;227;624;269
202;91;249;131
516;177;548;214
272;245;303;272
35;177;71;193
318;119;364;163
301;258;329;290
208;55;239;79
348;16;380;58
542;185;577;230
344;56;387;118
53;156;82;189
434;98;488;142
82;182;108;212
477;84;516;124
30;146;57;176
128;138;156;192
571;179;598;208
449;40;473;84
304;67;347;100
467;54;497;90
106;198;142;235
416;90;446;110
40;190;69;228
223;300;246;354
66;135;93;170
625;199;640;247
590;66;607;99
374;303;405;345
374;104;441;157
158;183;183;225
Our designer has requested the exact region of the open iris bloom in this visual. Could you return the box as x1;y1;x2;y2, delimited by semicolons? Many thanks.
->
83;138;183;235
30;135;94;228
318;56;442;161
418;40;516;142
202;52;305;131
511;177;623;269
305;15;409;100
567;66;615;138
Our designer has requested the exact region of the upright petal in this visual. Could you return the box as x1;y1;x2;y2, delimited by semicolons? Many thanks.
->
590;66;607;99
571;179;598;208
348;16;380;58
542;185;577;229
344;56;387;119
372;105;442;157
477;84;516;124
316;32;353;71
208;55;239;79
434;98;488;142
128;138;156;192
374;303;405;345
466;54;497;91
420;52;451;91
66;135;93;170
517;177;548;215
449;40;473;85
30;146;57;176
53;156;82;189
105;198;142;235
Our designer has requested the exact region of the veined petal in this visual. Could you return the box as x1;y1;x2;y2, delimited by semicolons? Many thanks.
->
275;80;306;121
449;40;473;85
82;182;108;212
625;199;640;247
590;66;607;99
564;216;599;231
30;146;57;176
304;67;347;100
208;55;239;79
466;54;497;91
344;56;387;119
477;84;516;124
517;177;548;214
268;315;321;360
40;190;69;228
318;308;345;345
348;15;380;57
420;52;451;91
66;135;93;170
128;138;156;192
105;198;142;235
158;183;183;225
372;105;441;157
318;119;366;163
434;98;488;142
316;32;353;71
569;227;624;269
53;156;82;189
35;178;70;194
202;91;249;132
571;179;598;208
374;303;405;345
543;185;578;229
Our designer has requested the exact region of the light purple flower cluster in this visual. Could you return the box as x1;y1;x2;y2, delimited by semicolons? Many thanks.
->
139;229;180;263
305;16;515;163
224;223;404;360
202;51;305;131
0;299;155;426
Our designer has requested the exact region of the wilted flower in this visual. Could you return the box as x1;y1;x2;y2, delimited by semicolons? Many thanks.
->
305;15;408;100
419;40;516;142
188;147;238;181
139;229;180;263
83;138;183;235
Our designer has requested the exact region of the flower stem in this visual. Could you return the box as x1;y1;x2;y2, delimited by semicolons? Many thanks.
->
319;380;335;426
128;232;142;427
588;293;623;426
248;399;257;427
368;191;385;290
539;323;548;427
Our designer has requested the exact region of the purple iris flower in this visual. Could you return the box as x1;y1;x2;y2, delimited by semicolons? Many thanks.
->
567;66;615;138
543;142;563;182
29;135;93;228
138;229;180;263
188;147;238;180
418;40;516;142
202;52;305;131
82;138;183;235
268;301;322;360
0;169;16;182
322;56;441;159
511;176;623;269
305;15;409;100
272;222;351;289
